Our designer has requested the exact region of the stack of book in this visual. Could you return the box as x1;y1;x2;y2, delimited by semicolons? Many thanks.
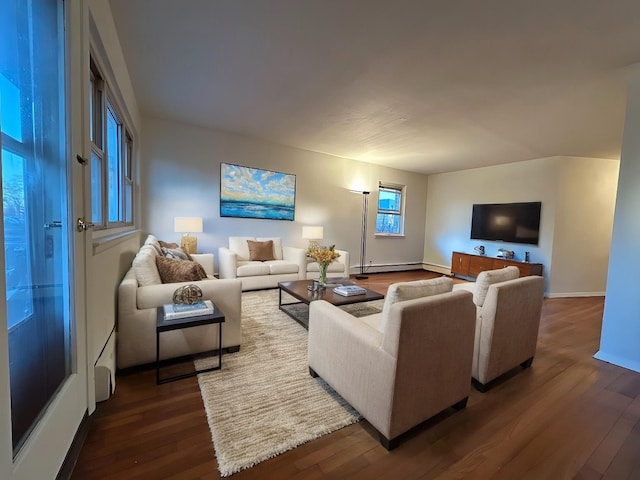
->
163;300;214;320
333;285;367;297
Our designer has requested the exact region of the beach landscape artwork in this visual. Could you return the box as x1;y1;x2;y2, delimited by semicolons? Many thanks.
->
220;163;296;220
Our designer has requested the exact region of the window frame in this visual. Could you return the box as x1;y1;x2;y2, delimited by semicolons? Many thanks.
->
375;182;406;237
89;55;134;230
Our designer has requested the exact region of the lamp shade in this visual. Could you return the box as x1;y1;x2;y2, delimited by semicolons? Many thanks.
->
302;226;323;240
174;217;203;233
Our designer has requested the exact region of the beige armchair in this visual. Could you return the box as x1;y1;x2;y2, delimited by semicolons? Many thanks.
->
308;279;476;449
455;273;545;391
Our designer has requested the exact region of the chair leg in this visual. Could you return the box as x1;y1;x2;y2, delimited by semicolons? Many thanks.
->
452;396;468;410
520;357;534;368
379;433;400;451
308;367;318;378
472;378;490;393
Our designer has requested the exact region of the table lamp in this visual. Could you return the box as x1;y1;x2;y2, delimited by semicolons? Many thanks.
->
302;225;323;248
174;216;203;254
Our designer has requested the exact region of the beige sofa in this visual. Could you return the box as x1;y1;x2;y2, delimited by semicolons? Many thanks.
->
218;236;305;290
308;277;476;449
453;267;545;390
117;236;242;369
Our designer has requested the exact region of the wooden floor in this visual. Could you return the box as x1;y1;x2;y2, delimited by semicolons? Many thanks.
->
71;271;640;480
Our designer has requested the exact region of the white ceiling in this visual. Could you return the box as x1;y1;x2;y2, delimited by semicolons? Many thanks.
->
108;0;640;175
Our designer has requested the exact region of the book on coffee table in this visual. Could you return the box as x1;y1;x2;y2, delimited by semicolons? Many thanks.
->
163;300;214;320
333;285;367;297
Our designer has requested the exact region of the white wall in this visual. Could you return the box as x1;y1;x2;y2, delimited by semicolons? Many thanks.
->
422;156;618;296
141;116;429;273
423;157;559;286
87;0;142;366
550;157;619;296
596;65;640;374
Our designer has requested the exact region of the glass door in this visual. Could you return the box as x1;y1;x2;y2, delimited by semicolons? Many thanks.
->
1;0;75;457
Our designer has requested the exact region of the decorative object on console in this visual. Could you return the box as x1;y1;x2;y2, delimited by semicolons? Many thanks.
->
220;163;296;221
474;245;485;255
497;248;515;259
306;243;340;287
174;216;203;254
173;284;204;304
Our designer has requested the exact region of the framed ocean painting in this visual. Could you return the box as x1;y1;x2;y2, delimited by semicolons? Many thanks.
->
220;163;296;220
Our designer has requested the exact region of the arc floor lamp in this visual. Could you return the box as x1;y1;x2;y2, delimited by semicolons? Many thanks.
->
356;191;370;279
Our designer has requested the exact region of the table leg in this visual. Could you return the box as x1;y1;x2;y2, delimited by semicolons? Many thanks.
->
156;330;160;385
218;322;222;369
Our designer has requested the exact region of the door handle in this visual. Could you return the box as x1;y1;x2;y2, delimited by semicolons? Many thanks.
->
76;217;95;232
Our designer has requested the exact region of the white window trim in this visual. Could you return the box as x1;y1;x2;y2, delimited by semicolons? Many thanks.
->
375;181;406;237
88;51;136;231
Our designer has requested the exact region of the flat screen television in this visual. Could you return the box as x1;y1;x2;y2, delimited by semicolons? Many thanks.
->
470;202;541;245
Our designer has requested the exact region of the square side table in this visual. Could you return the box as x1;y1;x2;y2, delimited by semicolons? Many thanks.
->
156;304;225;384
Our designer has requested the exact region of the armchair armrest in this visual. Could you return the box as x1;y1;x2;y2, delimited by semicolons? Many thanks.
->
191;253;214;276
283;246;307;279
335;249;350;271
283;246;306;263
218;247;237;279
308;300;396;429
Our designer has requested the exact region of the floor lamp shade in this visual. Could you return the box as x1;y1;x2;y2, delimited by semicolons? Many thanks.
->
174;217;203;254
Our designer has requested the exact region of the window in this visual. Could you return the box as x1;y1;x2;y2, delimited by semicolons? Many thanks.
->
376;182;405;235
89;58;134;229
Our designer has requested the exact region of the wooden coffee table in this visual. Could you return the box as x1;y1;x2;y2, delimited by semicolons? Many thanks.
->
278;278;384;328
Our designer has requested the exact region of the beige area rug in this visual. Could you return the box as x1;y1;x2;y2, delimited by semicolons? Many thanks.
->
194;290;383;477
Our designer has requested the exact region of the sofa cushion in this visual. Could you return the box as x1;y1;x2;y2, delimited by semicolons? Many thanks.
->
132;245;161;286
381;277;453;332
236;261;271;277
156;256;208;283
159;240;180;249
144;234;163;256
229;236;255;261
247;240;275;261
257;237;283;260
265;260;299;275
162;246;192;261
473;266;519;307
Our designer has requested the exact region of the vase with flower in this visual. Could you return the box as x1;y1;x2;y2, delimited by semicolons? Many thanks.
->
306;243;340;288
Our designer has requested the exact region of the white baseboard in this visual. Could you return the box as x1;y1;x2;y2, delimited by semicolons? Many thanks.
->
421;263;451;275
546;291;605;298
349;262;423;275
